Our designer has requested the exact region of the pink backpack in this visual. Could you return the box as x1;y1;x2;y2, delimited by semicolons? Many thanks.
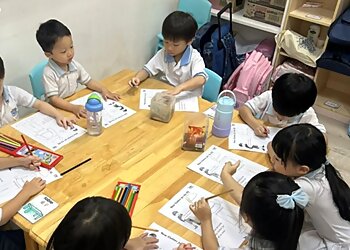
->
223;50;273;107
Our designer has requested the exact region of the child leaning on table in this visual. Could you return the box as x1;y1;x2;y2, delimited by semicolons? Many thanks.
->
36;19;120;119
239;73;326;137
0;156;46;250
191;171;307;250
0;56;74;128
47;196;193;250
129;11;208;97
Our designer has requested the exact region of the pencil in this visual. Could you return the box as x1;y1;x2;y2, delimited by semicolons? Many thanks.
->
132;225;159;232
0;134;21;146
205;189;234;201
21;134;33;156
61;158;92;175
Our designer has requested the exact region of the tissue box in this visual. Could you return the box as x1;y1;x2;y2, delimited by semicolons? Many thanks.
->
243;1;284;26
150;92;175;123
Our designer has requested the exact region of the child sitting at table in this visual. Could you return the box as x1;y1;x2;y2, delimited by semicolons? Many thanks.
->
36;19;120;118
0;56;74;128
129;11;208;98
239;73;326;137
191;171;307;250
0;156;46;250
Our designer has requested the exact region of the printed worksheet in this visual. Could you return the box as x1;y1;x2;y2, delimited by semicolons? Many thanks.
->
145;223;202;250
0;166;61;204
187;145;268;187
12;112;86;151
71;94;136;128
203;104;217;119
229;123;281;153
139;89;199;112
159;183;250;248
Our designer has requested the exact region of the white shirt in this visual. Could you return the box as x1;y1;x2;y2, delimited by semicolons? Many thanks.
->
0;86;36;127
43;59;91;99
245;90;326;133
296;167;350;248
144;45;208;97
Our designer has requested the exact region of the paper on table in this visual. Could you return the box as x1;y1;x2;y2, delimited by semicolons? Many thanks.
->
159;183;250;248
145;223;202;250
11;112;86;151
139;89;199;112
229;123;281;153
187;145;268;187
203;104;217;119
0;166;61;204
71;94;136;128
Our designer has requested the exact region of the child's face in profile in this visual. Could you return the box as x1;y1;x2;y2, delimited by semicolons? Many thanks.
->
46;35;74;68
163;39;190;59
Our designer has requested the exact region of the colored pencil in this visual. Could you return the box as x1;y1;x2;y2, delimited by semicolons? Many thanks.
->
121;184;131;205
116;185;125;202
205;189;234;201
61;158;92;175
0;134;21;146
118;186;128;203
0;143;17;151
0;137;20;147
112;185;120;200
129;190;139;216
21;134;33;156
126;189;136;212
124;186;134;209
132;225;159;232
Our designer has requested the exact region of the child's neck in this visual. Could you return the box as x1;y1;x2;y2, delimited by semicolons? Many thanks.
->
52;60;69;72
174;52;185;64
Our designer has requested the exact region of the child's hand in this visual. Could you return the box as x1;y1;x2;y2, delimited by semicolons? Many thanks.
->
22;177;46;196
221;160;240;177
176;243;194;250
72;105;87;118
101;89;121;101
19;156;41;170
253;124;269;137
125;233;159;250
129;77;141;88
190;198;212;222
166;86;182;96
55;115;76;129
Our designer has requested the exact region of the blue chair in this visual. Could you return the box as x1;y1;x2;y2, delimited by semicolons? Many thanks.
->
29;60;48;100
202;68;222;102
155;0;212;53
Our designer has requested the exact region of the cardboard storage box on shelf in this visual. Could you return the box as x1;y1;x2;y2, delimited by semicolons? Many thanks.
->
247;0;286;10
210;0;244;12
243;1;284;26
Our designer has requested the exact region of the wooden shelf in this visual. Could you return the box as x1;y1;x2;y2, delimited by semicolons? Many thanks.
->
210;8;281;34
289;7;334;27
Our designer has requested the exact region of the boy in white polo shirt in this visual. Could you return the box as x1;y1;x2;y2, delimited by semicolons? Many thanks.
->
36;19;120;118
129;11;208;97
0;57;75;129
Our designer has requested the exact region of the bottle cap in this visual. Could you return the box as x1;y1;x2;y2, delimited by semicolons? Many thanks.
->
85;93;103;112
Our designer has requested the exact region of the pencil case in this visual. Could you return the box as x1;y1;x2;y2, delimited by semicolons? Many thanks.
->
111;181;140;216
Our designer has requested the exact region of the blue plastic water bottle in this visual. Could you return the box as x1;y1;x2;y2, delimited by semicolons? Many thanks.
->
212;90;236;137
85;93;103;136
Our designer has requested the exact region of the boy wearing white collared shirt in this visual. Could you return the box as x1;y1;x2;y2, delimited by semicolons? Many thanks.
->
129;11;208;97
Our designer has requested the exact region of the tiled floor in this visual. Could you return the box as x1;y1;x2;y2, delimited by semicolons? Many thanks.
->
318;114;350;185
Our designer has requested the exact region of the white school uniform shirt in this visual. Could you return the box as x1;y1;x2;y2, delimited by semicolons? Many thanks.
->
296;167;350;249
43;59;91;99
143;45;208;97
245;90;326;133
0;86;36;127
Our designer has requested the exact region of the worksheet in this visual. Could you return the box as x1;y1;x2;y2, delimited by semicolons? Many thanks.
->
159;183;250;248
139;89;199;112
11;112;86;151
203;104;217;119
145;223;202;250
71;94;136;128
0;166;61;204
229;123;281;153
187;145;268;187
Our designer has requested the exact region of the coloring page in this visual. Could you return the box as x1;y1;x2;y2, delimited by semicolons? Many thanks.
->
229;123;281;153
187;145;268;187
159;183;249;248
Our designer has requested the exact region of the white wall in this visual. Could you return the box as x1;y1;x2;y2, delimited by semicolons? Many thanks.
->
0;0;177;95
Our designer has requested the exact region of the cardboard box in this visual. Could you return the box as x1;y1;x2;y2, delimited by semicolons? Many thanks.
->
243;2;284;26
247;0;286;10
210;0;244;12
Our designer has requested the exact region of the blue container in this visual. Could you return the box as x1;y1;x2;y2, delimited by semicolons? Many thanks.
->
212;90;236;137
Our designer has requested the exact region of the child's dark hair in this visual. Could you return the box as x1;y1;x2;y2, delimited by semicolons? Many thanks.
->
272;123;350;222
272;73;317;117
162;11;198;42
46;196;131;250
0;57;4;79
36;19;71;53
240;171;305;250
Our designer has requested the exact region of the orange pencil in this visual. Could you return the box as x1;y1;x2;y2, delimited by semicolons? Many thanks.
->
21;134;33;156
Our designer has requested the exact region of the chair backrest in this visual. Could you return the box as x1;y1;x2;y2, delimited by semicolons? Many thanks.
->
29;60;48;100
178;0;212;28
202;68;222;102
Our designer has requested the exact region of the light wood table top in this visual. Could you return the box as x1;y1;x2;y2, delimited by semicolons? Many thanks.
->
1;69;269;249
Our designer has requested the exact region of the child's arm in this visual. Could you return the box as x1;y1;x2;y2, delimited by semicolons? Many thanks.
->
49;96;86;119
124;233;159;250
239;105;269;137
128;69;149;88
190;198;219;250
166;75;206;96
0;156;41;171
0;177;45;226
220;161;244;205
33;100;77;128
86;79;120;101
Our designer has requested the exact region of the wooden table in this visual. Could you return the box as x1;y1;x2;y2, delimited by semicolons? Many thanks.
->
1;69;269;249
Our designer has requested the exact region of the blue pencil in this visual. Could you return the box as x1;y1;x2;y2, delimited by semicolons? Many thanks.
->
121;184;131;205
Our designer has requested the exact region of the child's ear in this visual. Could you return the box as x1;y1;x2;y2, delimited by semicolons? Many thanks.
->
297;165;310;175
44;52;52;58
187;39;194;45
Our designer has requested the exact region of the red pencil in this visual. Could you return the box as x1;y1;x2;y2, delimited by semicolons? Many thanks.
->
21;134;33;156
